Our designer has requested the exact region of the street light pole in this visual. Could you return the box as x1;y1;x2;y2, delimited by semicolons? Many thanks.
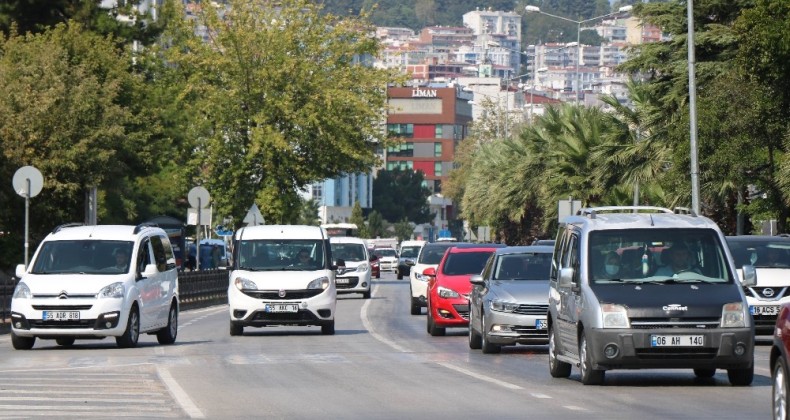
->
687;0;700;215
525;5;633;106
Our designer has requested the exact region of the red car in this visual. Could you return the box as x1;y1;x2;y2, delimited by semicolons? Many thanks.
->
771;304;790;419
424;243;505;336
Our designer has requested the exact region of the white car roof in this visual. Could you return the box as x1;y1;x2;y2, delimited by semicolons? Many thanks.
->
330;236;367;245
236;225;328;240
44;225;151;241
562;207;719;232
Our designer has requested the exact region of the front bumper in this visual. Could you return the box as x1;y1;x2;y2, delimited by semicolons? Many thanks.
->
431;298;470;328
335;272;371;294
484;311;549;345
228;287;336;328
11;298;127;338
585;327;754;370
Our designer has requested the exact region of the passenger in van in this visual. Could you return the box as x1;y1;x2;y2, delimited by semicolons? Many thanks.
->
598;252;622;279
655;244;700;276
295;249;314;267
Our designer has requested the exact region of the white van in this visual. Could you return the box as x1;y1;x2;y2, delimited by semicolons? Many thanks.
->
11;224;180;349
228;225;337;335
330;237;372;299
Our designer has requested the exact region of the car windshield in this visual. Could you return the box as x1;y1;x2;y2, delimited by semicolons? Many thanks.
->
418;244;453;264
589;228;732;285
443;251;494;275
494;252;552;280
400;246;421;258
30;240;134;275
237;239;325;271
331;243;366;262
726;238;790;268
375;248;397;257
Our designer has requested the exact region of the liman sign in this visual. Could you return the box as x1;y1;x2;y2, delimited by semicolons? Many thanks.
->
411;88;438;98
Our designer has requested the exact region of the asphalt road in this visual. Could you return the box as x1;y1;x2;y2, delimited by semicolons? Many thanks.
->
0;270;775;419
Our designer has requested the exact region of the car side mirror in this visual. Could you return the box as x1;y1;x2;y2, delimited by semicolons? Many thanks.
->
559;267;575;288
422;267;436;277
740;264;756;287
139;263;158;280
335;258;346;268
16;264;26;278
369;255;378;262
469;274;485;286
405;259;415;267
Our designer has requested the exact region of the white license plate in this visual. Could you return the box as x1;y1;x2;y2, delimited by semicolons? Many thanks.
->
750;305;780;316
264;303;298;313
336;278;350;284
651;335;704;347
43;311;80;321
535;319;547;330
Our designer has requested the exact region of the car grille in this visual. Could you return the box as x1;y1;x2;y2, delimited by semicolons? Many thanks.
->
745;286;788;301
629;318;720;329
751;313;778;330
453;304;470;320
29;320;95;329
511;325;549;339
32;293;96;299
251;311;318;322
514;304;548;316
242;290;323;300
635;347;717;360
32;305;93;310
335;277;360;289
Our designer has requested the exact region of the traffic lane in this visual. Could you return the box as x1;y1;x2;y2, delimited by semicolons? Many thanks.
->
366;276;772;419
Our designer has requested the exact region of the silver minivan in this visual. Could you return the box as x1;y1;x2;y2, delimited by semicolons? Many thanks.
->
548;206;756;385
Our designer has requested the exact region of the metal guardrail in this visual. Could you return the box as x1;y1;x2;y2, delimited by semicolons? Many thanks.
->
0;270;229;333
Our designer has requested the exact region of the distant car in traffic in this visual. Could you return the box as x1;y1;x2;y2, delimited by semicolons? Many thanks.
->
469;246;553;353
373;247;398;272
369;251;381;279
408;242;461;315
397;240;425;280
424;243;506;336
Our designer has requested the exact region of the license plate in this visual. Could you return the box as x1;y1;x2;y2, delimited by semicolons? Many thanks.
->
651;335;704;347
336;278;350;284
263;303;298;313
535;319;547;330
43;311;80;321
750;305;780;316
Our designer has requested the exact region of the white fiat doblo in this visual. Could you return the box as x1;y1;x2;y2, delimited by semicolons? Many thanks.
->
11;223;180;349
548;206;756;385
228;225;337;335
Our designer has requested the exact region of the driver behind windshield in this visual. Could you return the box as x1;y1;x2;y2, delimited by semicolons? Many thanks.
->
655;244;700;276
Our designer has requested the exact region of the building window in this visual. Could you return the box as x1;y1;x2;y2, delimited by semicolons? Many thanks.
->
435;125;443;137
434;179;442;192
312;184;322;201
434;162;442;176
387;142;414;157
387;123;413;138
387;161;413;171
434;142;442;157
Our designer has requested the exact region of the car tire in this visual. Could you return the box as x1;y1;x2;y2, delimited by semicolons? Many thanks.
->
56;337;75;347
468;314;482;350
230;321;243;336
727;365;754;386
410;288;421;315
481;314;501;354
693;368;716;379
427;305;445;336
548;324;571;378
774;357;789;420
156;303;178;345
11;333;35;350
579;332;605;385
321;320;335;335
376;271;381;279
397;271;403;280
116;306;140;348
362;290;371;299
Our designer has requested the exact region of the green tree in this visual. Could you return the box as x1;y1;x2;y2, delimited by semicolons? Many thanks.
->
393;218;414;242
366;210;387;238
350;201;369;238
372;169;433;224
297;198;321;226
160;0;401;228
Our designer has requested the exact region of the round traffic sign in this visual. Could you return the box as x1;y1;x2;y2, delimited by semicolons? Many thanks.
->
188;186;211;208
13;166;44;198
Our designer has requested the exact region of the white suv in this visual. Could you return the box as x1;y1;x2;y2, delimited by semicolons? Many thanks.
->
330;237;372;299
11;224;180;349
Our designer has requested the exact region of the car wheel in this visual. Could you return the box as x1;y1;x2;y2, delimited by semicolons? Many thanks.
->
774;358;789;420
427;304;445;336
693;368;716;379
156;303;178;345
321;320;335;335
362;290;371;299
376;271;381;279
397;271;403;280
11;333;35;350
468;312;482;350
481;315;501;354
548;324;571;378
579;332;605;385
116;306;140;348
410;288;421;315
230;321;243;336
56;337;75;347
727;365;754;386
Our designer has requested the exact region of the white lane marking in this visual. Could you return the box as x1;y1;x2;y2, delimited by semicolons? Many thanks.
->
531;393;552;399
179;306;227;331
156;366;205;419
564;405;587;411
361;283;527;391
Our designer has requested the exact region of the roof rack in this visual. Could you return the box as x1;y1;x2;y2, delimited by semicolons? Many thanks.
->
673;207;697;216
133;222;159;234
577;206;674;219
52;223;83;234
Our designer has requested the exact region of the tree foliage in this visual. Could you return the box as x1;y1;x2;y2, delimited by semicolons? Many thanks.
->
372;169;433;224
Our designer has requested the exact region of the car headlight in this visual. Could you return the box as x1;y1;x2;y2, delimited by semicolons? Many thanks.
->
356;263;370;272
308;276;330;290
601;303;629;328
12;282;31;299
98;282;125;299
234;277;258;291
415;273;428;282
490;299;519;313
437;286;460;299
721;302;747;328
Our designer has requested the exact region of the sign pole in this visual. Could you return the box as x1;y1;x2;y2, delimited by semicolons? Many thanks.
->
196;197;202;271
24;178;30;267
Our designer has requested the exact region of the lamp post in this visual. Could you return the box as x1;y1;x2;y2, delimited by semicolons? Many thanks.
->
525;5;633;106
687;0;700;215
